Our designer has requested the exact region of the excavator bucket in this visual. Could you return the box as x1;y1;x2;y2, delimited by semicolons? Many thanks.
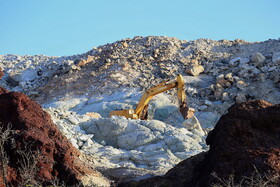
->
139;104;149;120
180;107;195;119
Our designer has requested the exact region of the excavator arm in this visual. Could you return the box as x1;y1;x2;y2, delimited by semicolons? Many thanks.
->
110;74;194;120
176;75;195;119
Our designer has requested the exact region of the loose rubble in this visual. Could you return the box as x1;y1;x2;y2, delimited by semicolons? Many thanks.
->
0;36;280;182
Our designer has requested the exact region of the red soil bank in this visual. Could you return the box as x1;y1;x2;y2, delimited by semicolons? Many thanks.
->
0;87;98;186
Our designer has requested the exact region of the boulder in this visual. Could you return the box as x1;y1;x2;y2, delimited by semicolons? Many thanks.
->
228;57;241;67
235;93;247;102
121;100;280;186
195;112;220;129
75;55;94;67
186;65;204;76
182;116;204;134
0;87;110;186
9;69;38;83
272;52;280;64
251;52;266;63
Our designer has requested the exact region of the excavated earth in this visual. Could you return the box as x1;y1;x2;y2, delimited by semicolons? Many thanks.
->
120;99;280;186
0;87;109;186
0;36;280;185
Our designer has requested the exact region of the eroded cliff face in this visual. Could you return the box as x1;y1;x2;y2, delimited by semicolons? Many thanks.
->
0;87;110;187
121;99;280;186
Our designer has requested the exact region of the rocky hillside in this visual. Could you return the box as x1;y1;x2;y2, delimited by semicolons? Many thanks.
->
0;36;280;183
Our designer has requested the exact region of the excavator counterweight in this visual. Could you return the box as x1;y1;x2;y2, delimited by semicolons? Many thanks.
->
110;74;194;120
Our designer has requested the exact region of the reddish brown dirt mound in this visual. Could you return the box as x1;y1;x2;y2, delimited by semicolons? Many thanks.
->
203;99;280;185
120;100;280;186
0;87;105;186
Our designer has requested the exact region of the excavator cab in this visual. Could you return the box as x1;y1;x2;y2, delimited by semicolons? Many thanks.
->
110;74;194;120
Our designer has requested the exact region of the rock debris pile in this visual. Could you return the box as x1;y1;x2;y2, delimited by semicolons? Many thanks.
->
0;36;280;182
43;91;207;180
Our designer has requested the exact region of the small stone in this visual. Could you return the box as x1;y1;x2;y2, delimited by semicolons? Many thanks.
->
86;112;101;119
251;67;261;75
182;116;203;133
233;76;240;82
71;65;81;70
239;57;250;64
214;90;223;100
196;112;220;129
101;140;106;146
229;92;237;100
225;73;233;82
209;84;215;91
215;74;224;83
204;100;213;106
222;92;230;101
269;71;278;79
251;52;266;63
216;74;232;87
268;66;277;72
77;140;84;147
257;73;266;82
56;122;69;134
215;83;223;89
78;134;92;141
105;58;111;63
229;57;241;67
235;93;247;103
236;80;248;90
67;116;79;125
274;75;280;83
204;62;213;73
122;42;129;48
70;138;79;148
76;56;93;67
198;105;207;111
226;82;232;87
186;65;204;76
76;59;86;66
272;52;280;64
66;60;74;65
19;81;27;88
191;59;199;65
83;139;94;149
260;66;268;73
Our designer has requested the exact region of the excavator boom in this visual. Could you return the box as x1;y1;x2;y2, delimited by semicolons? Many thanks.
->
110;74;194;120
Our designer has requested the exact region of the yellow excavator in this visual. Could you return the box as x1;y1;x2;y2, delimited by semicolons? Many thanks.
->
110;74;195;120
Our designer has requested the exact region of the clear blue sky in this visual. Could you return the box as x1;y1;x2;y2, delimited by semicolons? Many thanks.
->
0;0;279;56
